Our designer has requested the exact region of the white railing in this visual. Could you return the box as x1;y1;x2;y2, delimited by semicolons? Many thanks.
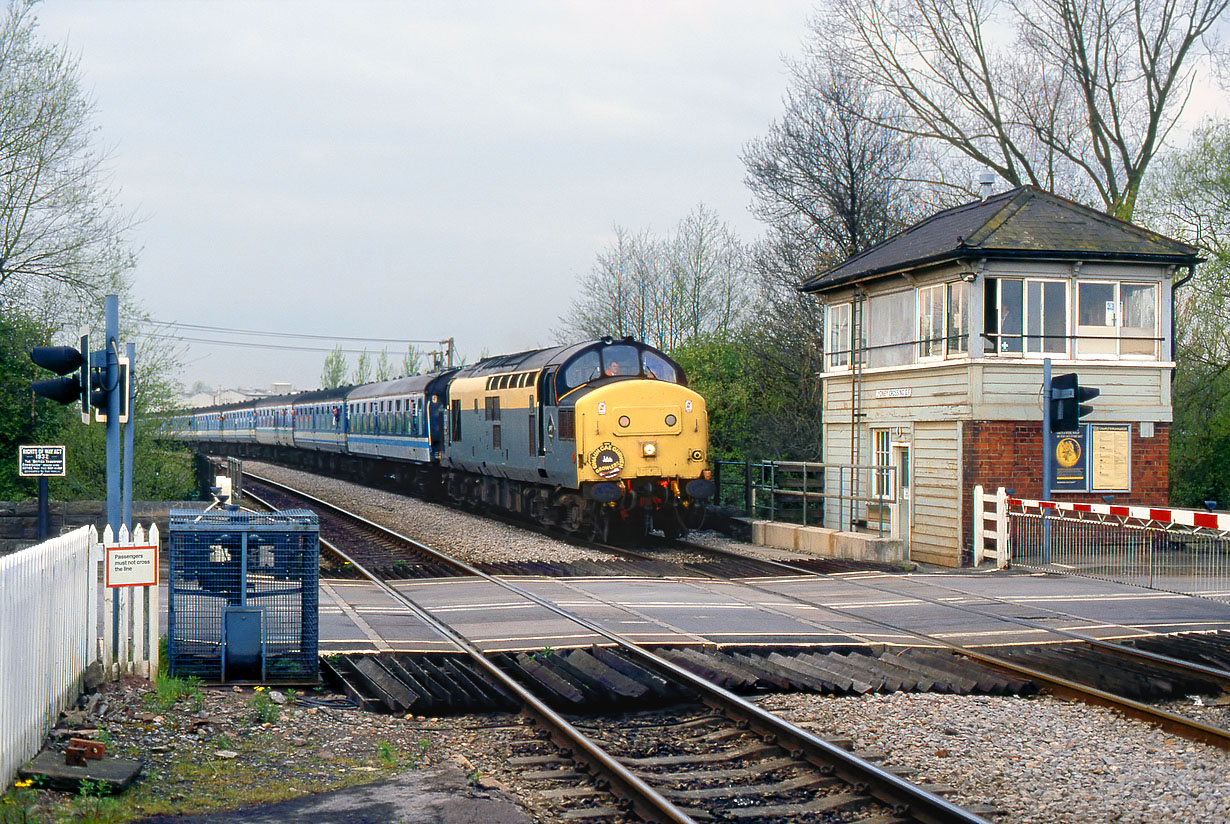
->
0;526;95;789
972;485;1009;568
1005;497;1230;603
0;523;160;790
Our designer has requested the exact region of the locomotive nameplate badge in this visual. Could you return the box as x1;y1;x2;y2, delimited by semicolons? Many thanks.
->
588;442;625;479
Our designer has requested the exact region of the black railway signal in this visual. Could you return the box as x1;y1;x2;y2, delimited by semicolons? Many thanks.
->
30;332;99;423
31;334;89;418
1050;372;1099;433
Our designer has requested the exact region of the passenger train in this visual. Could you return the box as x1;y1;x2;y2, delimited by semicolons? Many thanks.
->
165;338;715;540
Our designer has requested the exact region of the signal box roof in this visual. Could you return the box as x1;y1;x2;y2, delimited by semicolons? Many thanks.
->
801;186;1203;293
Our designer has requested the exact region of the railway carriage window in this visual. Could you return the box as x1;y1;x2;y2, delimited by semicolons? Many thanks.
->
558;408;576;441
561;352;601;393
450;399;461;441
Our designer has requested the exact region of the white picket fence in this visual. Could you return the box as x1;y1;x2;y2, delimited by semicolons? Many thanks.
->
0;523;159;789
972;485;1009;567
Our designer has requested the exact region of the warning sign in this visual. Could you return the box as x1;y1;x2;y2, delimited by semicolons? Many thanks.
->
18;445;65;477
106;544;158;587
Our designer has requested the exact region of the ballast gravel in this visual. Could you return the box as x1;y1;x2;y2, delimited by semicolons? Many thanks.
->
243;461;614;564
758;691;1230;824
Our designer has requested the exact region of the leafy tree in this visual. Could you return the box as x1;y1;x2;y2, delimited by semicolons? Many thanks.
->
829;0;1227;219
320;345;347;389
0;312;72;499
1139;121;1230;506
375;348;393;381
352;349;371;385
0;0;136;317
669;335;760;462
402;346;421;376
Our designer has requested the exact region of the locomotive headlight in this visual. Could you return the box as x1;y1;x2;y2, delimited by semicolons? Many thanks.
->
664;414;677;427
642;442;657;457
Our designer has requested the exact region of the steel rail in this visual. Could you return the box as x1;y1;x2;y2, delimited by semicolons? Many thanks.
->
246;472;991;824
669;539;1230;749
243;483;696;824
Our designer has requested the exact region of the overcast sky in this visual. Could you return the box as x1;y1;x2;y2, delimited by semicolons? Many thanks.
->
36;1;817;392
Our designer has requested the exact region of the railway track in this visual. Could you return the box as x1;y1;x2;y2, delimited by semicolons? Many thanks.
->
244;467;1230;752
242;474;990;823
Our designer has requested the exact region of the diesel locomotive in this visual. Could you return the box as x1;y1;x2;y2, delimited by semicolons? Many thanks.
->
165;337;715;540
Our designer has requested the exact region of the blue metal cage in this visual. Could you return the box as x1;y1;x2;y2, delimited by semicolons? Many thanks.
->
168;507;319;683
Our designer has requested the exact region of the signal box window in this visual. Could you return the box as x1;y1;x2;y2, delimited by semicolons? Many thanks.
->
1078;281;1157;358
828;303;851;368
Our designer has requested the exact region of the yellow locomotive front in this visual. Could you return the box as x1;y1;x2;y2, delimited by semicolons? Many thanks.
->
571;373;713;538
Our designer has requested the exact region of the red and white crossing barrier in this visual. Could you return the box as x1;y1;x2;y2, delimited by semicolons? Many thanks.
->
1007;497;1230;533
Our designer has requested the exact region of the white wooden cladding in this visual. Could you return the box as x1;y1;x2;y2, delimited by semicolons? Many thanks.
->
0;524;159;790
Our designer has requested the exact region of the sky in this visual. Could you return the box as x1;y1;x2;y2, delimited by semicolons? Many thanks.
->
36;0;819;393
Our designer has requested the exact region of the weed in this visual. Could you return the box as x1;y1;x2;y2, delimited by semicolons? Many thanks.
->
376;741;397;766
94;727;115;747
0;780;38;824
250;688;280;724
466;768;483;785
213;734;233;750
144;674;202;713
78;779;109;799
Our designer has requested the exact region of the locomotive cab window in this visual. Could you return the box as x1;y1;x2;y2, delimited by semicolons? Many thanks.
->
641;351;678;382
602;344;639;378
560;352;601;395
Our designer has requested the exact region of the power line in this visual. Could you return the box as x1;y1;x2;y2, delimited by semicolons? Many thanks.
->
148;320;443;345
140;332;431;356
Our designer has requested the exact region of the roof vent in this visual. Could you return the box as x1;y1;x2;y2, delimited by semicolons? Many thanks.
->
979;169;996;201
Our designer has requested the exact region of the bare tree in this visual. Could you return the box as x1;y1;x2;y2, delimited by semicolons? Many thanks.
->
0;0;136;313
831;0;1227;219
659;204;749;350
743;58;918;262
556;226;655;343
